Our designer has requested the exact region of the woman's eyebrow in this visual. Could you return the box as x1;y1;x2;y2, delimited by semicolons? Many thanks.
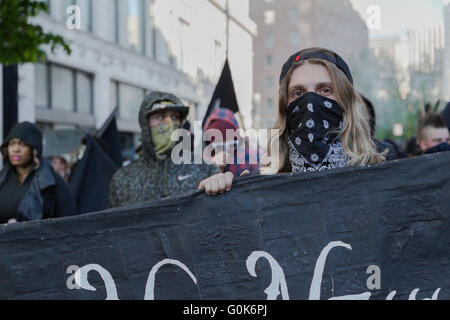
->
288;84;305;92
315;82;334;88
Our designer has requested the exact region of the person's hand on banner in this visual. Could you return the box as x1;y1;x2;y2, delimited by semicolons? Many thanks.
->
198;170;249;196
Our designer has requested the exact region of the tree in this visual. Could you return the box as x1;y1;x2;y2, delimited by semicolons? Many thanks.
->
0;0;71;64
0;0;71;138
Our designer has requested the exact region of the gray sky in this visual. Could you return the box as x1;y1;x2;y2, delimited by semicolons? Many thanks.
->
349;0;446;39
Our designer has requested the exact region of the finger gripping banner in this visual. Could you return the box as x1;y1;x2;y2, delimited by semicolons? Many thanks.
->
0;152;449;300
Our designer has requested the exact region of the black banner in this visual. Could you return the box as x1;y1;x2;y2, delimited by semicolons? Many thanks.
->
0;152;449;300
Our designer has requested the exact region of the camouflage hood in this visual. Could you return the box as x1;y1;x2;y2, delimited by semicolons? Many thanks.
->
138;91;189;162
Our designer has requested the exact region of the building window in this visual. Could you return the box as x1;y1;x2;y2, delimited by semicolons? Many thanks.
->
266;97;274;110
106;0;119;42
35;63;49;108
152;25;157;58
265;76;275;88
177;17;190;71
289;8;300;22
35;62;94;115
289;30;300;45
51;65;75;112
118;0;145;54
76;72;93;114
110;81;119;110
264;10;276;25
113;81;145;120
265;54;273;67
264;33;274;48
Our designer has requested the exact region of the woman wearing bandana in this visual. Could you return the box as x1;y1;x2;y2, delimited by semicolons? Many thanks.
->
199;47;386;195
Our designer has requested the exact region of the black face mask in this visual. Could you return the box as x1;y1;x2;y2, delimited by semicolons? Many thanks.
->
424;142;450;155
287;92;347;172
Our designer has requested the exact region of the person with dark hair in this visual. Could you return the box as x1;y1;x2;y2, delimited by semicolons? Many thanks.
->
417;111;450;154
405;136;422;157
51;155;69;181
360;94;401;161
199;47;386;195
442;102;450;131
360;94;376;139
0;122;78;224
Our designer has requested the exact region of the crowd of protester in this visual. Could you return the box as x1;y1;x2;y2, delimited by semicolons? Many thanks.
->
1;47;449;223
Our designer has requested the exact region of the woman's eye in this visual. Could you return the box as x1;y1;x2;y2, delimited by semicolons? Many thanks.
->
291;90;303;98
320;87;332;95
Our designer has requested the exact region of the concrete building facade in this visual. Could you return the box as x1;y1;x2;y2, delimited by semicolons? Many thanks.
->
3;0;256;157
250;0;368;129
444;2;450;100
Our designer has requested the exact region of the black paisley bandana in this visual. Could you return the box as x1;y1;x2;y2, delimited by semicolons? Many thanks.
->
287;92;348;172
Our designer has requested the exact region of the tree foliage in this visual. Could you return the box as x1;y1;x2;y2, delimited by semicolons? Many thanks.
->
0;0;71;65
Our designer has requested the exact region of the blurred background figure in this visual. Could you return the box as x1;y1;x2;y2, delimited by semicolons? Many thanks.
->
360;94;404;161
204;108;259;176
0;122;78;224
443;102;450;132
50;155;70;182
417;111;450;154
405;136;422;158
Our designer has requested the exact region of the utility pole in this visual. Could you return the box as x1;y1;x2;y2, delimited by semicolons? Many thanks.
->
0;65;3;144
225;0;230;59
2;64;19;139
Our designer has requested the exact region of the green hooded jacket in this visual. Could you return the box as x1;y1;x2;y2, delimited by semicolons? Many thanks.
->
108;92;219;209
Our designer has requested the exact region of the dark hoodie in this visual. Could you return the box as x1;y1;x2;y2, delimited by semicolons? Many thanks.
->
0;122;78;222
108;92;219;209
443;102;450;132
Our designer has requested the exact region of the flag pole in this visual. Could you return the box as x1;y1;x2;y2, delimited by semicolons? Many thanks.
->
226;0;229;59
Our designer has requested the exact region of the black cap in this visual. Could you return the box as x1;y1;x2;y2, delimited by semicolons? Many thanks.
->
280;48;354;85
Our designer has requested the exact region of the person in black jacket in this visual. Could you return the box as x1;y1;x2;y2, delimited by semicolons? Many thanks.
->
360;94;403;161
442;102;450;132
0;122;78;224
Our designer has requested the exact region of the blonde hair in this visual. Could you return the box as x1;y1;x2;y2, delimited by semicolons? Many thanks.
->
267;48;386;173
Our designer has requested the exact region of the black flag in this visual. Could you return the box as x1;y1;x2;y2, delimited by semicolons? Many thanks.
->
202;59;240;127
69;109;122;214
96;108;123;168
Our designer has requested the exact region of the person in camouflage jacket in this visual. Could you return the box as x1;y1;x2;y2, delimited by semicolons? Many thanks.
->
108;91;219;209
